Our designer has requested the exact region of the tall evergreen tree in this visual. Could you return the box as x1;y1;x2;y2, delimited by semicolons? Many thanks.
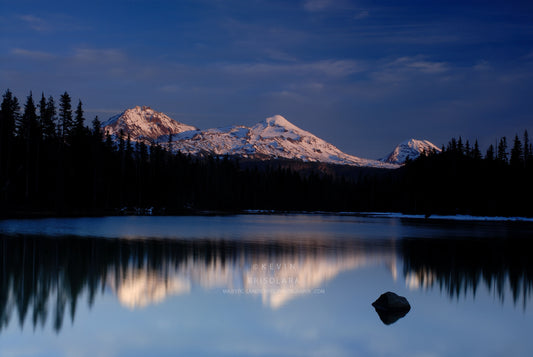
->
447;138;457;152
43;96;57;141
465;140;472;158
485;144;495;161
104;131;114;152
0;90;20;202
18;92;40;142
58;92;73;140
510;134;524;168
524;130;531;168
39;93;47;130
473;140;482;160
497;137;508;163
0;89;19;144
38;93;56;141
74;100;85;132
19;92;41;200
91;116;102;137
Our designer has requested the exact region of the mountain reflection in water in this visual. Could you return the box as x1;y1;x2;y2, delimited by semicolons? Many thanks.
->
1;233;532;333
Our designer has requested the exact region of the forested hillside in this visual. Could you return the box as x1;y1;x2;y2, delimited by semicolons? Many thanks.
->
1;90;532;217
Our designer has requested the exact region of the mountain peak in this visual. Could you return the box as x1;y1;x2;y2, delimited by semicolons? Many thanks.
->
265;115;294;128
252;115;312;140
401;138;435;147
103;106;198;141
131;105;153;114
380;138;441;164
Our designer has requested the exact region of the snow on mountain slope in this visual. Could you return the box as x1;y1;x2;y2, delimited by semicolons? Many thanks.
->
102;106;198;141
103;107;398;168
168;115;397;168
166;125;253;156
247;115;386;166
380;139;441;165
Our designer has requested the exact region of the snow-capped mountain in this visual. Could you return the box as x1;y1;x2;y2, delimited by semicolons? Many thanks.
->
102;107;398;168
167;115;396;167
102;106;198;141
380;139;441;165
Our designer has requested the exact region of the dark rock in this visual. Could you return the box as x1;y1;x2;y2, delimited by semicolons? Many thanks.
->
372;292;411;325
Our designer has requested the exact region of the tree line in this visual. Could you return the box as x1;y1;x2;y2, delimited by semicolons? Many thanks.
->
1;89;532;217
393;133;533;217
0;89;358;215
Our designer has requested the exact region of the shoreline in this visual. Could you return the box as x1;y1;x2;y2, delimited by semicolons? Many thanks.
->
2;208;533;223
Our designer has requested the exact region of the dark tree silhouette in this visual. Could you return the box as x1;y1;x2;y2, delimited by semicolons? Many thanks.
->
510;135;524;168
58;92;73;141
497;137;508;163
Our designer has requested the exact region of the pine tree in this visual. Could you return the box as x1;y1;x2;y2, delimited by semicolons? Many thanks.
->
510;134;524;168
18;92;40;142
473;140;482;160
447;138;457;152
0;89;20;144
39;94;56;141
91;116;102;138
0;90;20;201
104;131;114;152
524;130;531;168
485;144;495;161
58;91;73;140
74;100;85;133
497;137;508;163
465;140;471;158
39;93;46;130
19;92;41;200
44;96;57;141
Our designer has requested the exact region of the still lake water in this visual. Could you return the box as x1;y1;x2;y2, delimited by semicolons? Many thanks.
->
0;214;532;357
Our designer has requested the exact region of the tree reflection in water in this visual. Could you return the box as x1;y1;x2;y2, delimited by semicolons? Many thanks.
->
401;236;533;309
0;235;393;333
1;233;532;333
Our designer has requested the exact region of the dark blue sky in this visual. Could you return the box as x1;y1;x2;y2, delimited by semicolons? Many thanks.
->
2;0;532;158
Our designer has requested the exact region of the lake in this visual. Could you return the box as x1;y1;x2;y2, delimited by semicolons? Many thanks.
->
1;214;532;357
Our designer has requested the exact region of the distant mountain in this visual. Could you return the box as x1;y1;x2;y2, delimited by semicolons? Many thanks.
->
103;107;398;168
167;115;397;168
102;106;197;141
380;139;441;165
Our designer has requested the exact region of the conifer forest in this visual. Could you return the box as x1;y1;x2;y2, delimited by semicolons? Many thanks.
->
1;90;532;217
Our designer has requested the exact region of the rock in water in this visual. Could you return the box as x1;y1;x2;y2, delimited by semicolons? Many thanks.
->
372;292;411;325
372;291;411;311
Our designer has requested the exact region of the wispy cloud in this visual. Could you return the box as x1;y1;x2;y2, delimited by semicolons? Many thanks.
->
73;48;127;63
19;14;50;32
11;48;56;60
303;0;334;12
262;48;298;62
367;56;451;86
473;60;492;72
303;0;358;13
354;10;369;20
388;56;449;74
222;59;363;78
